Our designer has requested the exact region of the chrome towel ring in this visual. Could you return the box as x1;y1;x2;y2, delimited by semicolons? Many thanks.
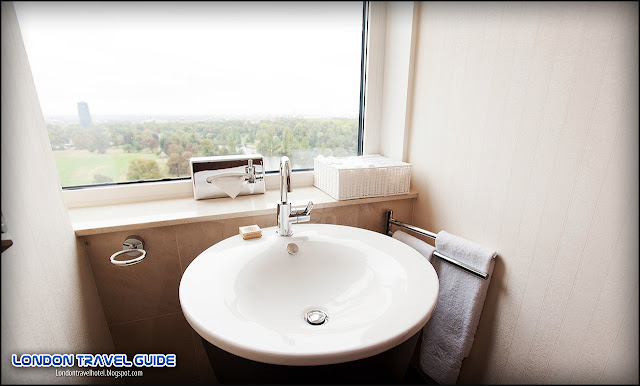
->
110;235;147;266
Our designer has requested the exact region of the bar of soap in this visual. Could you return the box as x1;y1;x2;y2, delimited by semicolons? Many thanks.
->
239;225;262;240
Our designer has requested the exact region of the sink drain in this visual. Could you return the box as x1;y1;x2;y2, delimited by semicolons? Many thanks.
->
287;243;299;255
305;309;328;326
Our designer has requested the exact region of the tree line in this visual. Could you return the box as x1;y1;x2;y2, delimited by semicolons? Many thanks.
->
47;117;359;182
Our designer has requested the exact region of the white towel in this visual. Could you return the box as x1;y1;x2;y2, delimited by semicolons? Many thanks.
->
392;229;437;263
392;230;496;384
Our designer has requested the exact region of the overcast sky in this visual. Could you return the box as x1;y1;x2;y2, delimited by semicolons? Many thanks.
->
14;1;363;119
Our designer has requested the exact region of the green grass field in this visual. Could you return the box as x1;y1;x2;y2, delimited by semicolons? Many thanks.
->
53;149;169;186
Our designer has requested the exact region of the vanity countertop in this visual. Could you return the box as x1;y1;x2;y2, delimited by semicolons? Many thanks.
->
68;186;417;236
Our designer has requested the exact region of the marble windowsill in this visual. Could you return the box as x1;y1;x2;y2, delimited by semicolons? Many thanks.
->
69;186;418;236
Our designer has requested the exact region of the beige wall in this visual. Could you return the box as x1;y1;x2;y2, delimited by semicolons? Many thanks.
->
80;199;414;384
0;2;115;384
406;1;638;384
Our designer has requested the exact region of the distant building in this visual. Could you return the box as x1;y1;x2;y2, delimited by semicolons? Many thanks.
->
159;151;168;158
77;101;92;128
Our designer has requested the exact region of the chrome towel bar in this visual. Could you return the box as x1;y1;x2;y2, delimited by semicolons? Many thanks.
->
385;210;489;280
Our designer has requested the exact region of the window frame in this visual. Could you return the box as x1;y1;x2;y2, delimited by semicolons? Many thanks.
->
60;1;378;208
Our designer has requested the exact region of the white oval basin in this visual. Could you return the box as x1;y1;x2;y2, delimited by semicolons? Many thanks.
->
179;223;439;366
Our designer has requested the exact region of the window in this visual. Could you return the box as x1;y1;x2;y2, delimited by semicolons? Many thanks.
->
15;1;366;188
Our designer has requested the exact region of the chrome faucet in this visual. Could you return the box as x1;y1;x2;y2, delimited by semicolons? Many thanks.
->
276;156;313;236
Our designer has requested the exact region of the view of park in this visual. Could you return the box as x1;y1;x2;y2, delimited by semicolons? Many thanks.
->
47;117;359;187
16;2;364;187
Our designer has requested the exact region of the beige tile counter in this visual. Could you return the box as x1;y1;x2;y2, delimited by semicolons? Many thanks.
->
69;187;418;236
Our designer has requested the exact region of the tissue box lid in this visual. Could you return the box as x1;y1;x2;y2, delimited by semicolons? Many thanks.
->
190;154;264;173
315;154;410;169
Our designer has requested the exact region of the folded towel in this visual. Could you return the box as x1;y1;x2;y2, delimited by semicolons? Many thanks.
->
392;230;496;384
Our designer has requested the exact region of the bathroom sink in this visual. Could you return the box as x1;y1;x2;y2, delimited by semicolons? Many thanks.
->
179;223;439;367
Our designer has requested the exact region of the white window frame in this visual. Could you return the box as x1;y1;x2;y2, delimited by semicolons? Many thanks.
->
61;1;418;209
62;171;315;208
363;1;419;162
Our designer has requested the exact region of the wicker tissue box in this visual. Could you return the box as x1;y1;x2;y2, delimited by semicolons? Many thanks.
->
313;154;411;200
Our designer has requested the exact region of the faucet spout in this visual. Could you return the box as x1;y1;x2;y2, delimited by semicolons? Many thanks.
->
280;156;291;203
276;156;312;236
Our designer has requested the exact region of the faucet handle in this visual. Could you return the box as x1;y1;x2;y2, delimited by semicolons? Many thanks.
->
292;201;313;216
290;200;312;224
302;201;313;215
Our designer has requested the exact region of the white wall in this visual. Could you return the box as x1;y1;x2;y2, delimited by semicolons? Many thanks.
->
378;1;417;161
363;1;418;161
406;2;638;384
1;2;114;383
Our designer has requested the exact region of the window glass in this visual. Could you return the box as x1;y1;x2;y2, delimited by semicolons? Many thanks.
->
14;1;364;187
